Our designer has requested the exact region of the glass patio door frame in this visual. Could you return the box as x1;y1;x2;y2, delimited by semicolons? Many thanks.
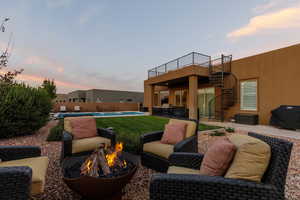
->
198;87;215;118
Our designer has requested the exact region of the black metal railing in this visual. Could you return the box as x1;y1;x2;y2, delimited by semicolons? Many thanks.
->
148;52;211;78
209;55;232;74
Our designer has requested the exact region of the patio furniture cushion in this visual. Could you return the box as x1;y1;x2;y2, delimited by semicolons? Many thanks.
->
70;118;98;139
0;156;49;195
64;116;94;134
168;166;200;175
143;141;173;159
225;134;271;182
200;137;236;176
161;122;187;145
72;136;111;154
169;119;196;138
64;118;72;133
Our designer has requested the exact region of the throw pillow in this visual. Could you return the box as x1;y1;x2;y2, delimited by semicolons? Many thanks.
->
70;118;98;139
199;137;236;176
225;134;271;182
169;119;196;138
161;122;187;145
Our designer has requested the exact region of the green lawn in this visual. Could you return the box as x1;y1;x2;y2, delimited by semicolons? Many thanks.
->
96;116;169;153
95;116;221;153
47;116;222;153
198;123;222;131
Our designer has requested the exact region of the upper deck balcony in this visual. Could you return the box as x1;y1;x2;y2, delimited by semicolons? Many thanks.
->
147;52;211;79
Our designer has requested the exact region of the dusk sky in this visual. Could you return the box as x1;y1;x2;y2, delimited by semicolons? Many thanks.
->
1;0;300;93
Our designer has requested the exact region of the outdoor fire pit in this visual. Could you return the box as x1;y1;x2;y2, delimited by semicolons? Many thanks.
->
62;143;137;200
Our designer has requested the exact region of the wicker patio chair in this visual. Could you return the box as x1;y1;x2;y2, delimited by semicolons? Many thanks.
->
150;132;293;200
0;146;49;199
62;125;116;159
140;118;199;172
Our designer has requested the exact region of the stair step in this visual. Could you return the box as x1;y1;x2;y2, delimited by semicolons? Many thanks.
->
222;88;233;92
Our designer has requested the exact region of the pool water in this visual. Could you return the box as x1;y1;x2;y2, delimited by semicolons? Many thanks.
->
56;111;145;119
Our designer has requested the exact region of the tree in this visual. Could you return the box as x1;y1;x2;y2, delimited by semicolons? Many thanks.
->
0;17;23;84
41;79;57;99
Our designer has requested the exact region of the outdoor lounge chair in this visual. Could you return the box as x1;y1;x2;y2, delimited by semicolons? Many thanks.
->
149;132;293;200
140;118;199;172
0;146;49;199
61;117;116;159
74;105;80;112
60;105;67;112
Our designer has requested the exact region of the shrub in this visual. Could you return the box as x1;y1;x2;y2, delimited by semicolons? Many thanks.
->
0;83;52;138
47;119;64;141
225;127;235;133
211;130;226;136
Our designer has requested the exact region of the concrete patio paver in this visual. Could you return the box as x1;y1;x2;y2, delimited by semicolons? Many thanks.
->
202;121;300;140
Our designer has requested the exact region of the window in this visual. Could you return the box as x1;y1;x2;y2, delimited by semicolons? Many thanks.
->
160;91;169;105
175;90;181;106
153;92;159;106
240;80;257;111
174;89;187;106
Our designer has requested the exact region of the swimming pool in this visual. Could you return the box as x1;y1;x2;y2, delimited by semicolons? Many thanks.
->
55;111;145;119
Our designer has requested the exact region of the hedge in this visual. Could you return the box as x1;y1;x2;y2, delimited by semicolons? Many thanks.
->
47;119;64;141
0;83;52;138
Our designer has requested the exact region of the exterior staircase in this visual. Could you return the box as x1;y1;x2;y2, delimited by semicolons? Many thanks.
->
208;55;237;121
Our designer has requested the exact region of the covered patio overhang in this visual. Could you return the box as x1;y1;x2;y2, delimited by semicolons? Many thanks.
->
145;71;210;120
145;65;209;85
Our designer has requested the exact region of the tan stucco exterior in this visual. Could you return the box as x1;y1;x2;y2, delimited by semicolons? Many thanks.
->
144;43;300;124
225;43;300;124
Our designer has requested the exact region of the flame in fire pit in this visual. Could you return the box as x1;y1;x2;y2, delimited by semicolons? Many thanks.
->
106;142;126;167
86;160;92;172
80;142;128;177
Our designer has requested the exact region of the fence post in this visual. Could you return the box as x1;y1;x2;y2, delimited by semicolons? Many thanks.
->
165;64;167;73
177;59;179;69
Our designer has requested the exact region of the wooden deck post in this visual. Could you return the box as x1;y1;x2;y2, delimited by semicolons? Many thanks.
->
189;76;198;120
149;84;155;115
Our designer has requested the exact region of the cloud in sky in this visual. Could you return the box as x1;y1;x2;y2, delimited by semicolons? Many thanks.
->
227;3;300;39
3;1;300;94
0;68;91;91
23;55;65;73
252;0;286;13
1;48;143;93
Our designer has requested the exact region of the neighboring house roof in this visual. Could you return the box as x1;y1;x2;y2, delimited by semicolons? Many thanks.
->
55;89;144;103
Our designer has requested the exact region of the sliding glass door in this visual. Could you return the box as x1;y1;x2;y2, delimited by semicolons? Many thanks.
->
198;87;215;117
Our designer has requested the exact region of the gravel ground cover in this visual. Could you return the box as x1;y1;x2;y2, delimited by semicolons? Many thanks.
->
0;120;299;200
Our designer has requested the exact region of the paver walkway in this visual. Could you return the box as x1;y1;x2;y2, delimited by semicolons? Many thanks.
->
202;121;300;139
